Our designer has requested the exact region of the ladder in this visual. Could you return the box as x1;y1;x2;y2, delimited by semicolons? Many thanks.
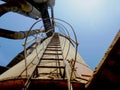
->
23;33;66;89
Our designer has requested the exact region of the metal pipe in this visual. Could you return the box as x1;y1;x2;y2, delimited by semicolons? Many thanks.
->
0;28;45;39
0;1;54;37
0;1;41;19
38;3;54;37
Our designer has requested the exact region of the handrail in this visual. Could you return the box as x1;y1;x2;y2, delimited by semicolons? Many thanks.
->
53;18;79;80
23;33;54;89
22;17;78;89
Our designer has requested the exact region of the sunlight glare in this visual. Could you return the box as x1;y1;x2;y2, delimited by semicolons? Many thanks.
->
80;0;100;13
69;0;102;15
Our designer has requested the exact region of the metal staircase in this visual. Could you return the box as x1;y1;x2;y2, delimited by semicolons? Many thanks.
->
35;33;65;79
23;33;67;89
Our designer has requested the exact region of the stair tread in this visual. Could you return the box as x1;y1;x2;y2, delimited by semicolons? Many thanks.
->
47;46;61;48
37;66;65;68
43;53;62;55
45;49;62;51
41;58;63;60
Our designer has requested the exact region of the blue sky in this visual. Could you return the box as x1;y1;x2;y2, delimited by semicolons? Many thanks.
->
0;0;120;70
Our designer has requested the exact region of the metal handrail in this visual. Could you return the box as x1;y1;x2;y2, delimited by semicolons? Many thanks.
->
53;18;78;80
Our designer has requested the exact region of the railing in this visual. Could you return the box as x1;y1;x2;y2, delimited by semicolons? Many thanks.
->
21;17;78;90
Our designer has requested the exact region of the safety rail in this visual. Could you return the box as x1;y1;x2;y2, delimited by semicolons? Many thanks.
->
22;17;78;90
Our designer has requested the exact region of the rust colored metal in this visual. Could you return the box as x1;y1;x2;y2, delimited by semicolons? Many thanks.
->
86;31;120;90
0;79;85;90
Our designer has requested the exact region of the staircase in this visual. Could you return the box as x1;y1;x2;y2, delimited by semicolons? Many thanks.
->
23;33;66;89
35;33;65;79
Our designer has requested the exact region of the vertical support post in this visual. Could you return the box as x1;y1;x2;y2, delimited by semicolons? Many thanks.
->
51;7;55;32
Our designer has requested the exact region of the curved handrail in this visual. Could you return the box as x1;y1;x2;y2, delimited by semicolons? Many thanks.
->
23;17;79;81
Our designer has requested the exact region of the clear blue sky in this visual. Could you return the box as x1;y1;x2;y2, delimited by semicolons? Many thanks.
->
0;0;120;70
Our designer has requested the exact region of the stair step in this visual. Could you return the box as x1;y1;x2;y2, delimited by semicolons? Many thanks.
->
49;41;59;42
43;53;62;55
37;66;65;68
49;43;60;45
41;58;63;61
47;46;61;48
46;49;62;51
39;73;61;75
48;44;60;46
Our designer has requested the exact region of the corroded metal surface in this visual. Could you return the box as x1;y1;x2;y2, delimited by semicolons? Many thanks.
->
86;30;120;90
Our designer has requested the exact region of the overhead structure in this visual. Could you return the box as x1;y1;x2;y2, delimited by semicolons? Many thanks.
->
0;28;45;39
0;0;55;37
